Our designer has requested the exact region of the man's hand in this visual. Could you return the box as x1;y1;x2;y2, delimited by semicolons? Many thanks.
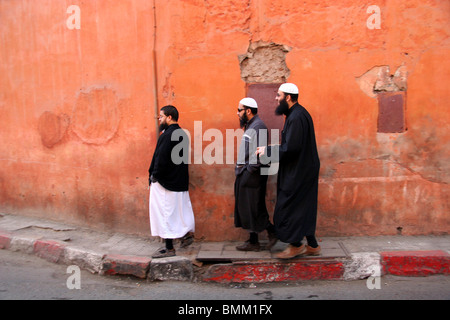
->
256;146;266;156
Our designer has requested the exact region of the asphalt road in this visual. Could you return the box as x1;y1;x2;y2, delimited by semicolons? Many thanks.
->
0;249;449;301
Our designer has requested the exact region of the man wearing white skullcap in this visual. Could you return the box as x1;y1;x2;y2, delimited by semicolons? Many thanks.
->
279;83;299;94
256;83;321;259
234;98;277;251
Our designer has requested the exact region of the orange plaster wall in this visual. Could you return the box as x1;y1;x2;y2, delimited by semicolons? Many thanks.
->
0;0;448;240
0;0;156;233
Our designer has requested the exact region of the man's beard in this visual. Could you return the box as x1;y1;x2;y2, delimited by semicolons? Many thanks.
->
159;122;169;132
275;98;289;116
239;113;248;128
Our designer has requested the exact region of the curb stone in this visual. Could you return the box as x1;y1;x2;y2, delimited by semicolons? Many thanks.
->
0;230;449;282
343;252;382;280
0;231;12;249
0;232;196;281
202;259;347;283
9;235;38;254
101;254;151;279
63;246;105;274
381;250;450;276
149;256;194;281
33;239;66;264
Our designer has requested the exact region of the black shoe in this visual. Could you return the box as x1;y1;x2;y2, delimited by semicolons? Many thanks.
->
236;241;261;252
152;247;176;258
180;233;194;248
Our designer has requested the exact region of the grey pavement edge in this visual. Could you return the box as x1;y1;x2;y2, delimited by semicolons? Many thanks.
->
0;213;449;282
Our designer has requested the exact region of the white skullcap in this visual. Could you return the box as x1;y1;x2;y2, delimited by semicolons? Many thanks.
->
279;83;299;94
239;97;258;109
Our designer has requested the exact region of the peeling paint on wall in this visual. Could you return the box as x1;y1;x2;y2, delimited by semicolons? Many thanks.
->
72;87;121;145
239;41;291;83
356;65;407;98
38;112;70;148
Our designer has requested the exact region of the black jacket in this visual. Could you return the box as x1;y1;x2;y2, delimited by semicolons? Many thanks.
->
148;124;189;192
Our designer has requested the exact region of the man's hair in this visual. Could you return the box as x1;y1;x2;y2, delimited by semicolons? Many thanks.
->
286;93;299;102
243;106;258;115
161;105;179;121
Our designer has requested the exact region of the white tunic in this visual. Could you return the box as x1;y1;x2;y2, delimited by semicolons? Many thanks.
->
149;182;195;239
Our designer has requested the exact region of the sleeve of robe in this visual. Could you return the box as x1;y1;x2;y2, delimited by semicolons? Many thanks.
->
148;132;172;182
247;126;269;174
265;114;303;163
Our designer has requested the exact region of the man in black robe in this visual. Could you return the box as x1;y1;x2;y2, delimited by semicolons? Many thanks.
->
234;98;277;251
256;83;321;259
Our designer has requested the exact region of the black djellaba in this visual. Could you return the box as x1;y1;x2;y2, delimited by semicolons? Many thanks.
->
265;102;320;244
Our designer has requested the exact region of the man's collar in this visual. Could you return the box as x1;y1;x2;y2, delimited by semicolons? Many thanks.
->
286;103;299;117
245;114;258;128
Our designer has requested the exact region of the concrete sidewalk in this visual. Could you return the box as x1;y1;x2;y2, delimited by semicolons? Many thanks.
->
0;213;449;283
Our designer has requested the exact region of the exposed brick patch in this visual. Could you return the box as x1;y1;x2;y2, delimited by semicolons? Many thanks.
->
239;41;291;83
356;65;407;98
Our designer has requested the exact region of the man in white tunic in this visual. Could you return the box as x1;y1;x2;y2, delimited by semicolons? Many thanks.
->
148;105;195;258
